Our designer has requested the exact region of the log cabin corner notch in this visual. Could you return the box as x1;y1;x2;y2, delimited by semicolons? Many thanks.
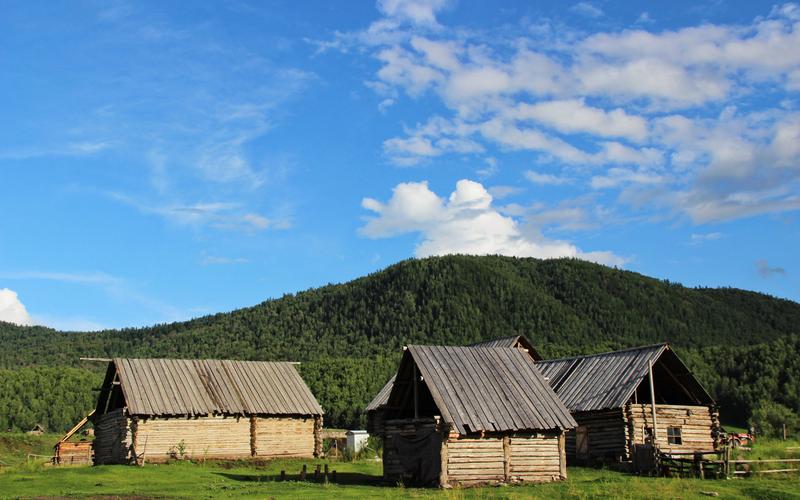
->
381;345;576;487
92;358;324;464
537;343;721;463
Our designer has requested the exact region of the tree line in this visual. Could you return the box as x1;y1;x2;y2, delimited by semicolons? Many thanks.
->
1;255;798;432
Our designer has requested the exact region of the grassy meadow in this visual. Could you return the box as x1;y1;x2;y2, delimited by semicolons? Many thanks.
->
1;434;798;499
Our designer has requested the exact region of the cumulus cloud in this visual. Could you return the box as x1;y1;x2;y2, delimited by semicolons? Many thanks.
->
360;179;625;266
0;288;33;326
351;4;800;225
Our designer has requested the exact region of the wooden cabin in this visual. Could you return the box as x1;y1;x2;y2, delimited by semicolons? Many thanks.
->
92;358;324;464
366;335;540;436
537;344;721;463
380;345;576;487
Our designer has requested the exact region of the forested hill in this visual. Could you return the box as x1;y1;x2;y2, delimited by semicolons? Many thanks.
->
1;255;799;432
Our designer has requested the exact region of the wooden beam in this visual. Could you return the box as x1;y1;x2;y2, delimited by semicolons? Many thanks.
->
80;357;112;362
648;360;658;445
658;360;702;405
413;364;419;419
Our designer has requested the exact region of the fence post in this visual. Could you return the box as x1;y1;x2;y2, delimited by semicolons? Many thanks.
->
693;452;704;479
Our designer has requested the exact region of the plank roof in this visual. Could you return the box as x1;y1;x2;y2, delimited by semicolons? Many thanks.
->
111;358;323;417
366;374;395;412
391;346;576;434
536;343;713;412
470;335;542;360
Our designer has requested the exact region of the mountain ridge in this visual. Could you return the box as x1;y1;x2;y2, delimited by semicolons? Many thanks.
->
1;255;798;431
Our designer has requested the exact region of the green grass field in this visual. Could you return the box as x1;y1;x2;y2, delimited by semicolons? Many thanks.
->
1;434;798;499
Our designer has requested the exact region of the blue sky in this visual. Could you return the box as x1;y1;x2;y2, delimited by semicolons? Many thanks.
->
1;0;798;330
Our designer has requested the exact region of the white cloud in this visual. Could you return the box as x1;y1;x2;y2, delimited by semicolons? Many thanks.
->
107;193;275;232
342;2;800;226
377;0;450;26
571;2;604;18
361;179;624;265
524;170;572;185
508;99;649;142
0;288;33;326
690;232;724;244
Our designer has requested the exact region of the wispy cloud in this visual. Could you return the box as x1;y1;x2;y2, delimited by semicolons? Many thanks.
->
106;192;280;232
570;2;604;18
756;259;787;278
200;255;250;266
690;232;724;244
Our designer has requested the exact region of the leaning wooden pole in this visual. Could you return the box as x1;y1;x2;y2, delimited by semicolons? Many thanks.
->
648;359;658;445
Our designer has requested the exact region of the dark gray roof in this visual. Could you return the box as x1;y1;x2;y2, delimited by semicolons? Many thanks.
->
397;346;576;434
112;358;323;417
536;343;713;412
470;335;542;361
366;374;395;412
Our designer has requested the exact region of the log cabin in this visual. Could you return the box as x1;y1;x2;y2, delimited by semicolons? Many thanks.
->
92;358;324;464
536;344;721;463
366;335;540;435
380;345;576;487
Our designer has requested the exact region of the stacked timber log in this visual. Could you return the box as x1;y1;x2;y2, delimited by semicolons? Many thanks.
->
134;416;251;461
627;404;717;453
565;409;628;462
54;442;93;466
313;416;323;457
445;436;505;484
508;433;564;482
254;417;315;458
93;409;133;465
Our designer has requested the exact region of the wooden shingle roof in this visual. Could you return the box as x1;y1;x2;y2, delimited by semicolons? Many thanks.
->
536;343;714;412
112;358;323;417
393;346;576;434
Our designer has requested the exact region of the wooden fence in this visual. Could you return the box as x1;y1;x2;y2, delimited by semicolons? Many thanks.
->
658;448;800;479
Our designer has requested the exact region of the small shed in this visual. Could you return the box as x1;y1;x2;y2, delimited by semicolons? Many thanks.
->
367;335;539;435
92;358;324;464
27;424;46;435
381;345;576;487
537;343;721;463
54;411;95;466
346;430;369;453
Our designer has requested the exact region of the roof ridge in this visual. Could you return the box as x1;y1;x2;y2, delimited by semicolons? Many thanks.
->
538;342;668;364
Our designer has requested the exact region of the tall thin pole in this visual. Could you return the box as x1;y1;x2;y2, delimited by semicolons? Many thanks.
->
648;359;658;445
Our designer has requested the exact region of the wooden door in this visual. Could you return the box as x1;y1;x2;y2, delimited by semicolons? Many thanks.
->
575;425;588;461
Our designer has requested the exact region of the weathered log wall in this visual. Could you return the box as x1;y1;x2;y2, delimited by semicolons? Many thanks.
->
627;404;718;453
564;409;628;463
508;433;563;483
444;432;564;486
94;411;320;464
254;417;315;458
93;409;133;465
445;436;505;485
135;415;251;461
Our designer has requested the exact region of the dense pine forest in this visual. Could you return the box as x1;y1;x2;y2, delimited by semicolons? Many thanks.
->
1;255;799;433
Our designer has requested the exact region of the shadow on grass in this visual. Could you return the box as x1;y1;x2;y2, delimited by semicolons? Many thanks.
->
214;471;386;487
